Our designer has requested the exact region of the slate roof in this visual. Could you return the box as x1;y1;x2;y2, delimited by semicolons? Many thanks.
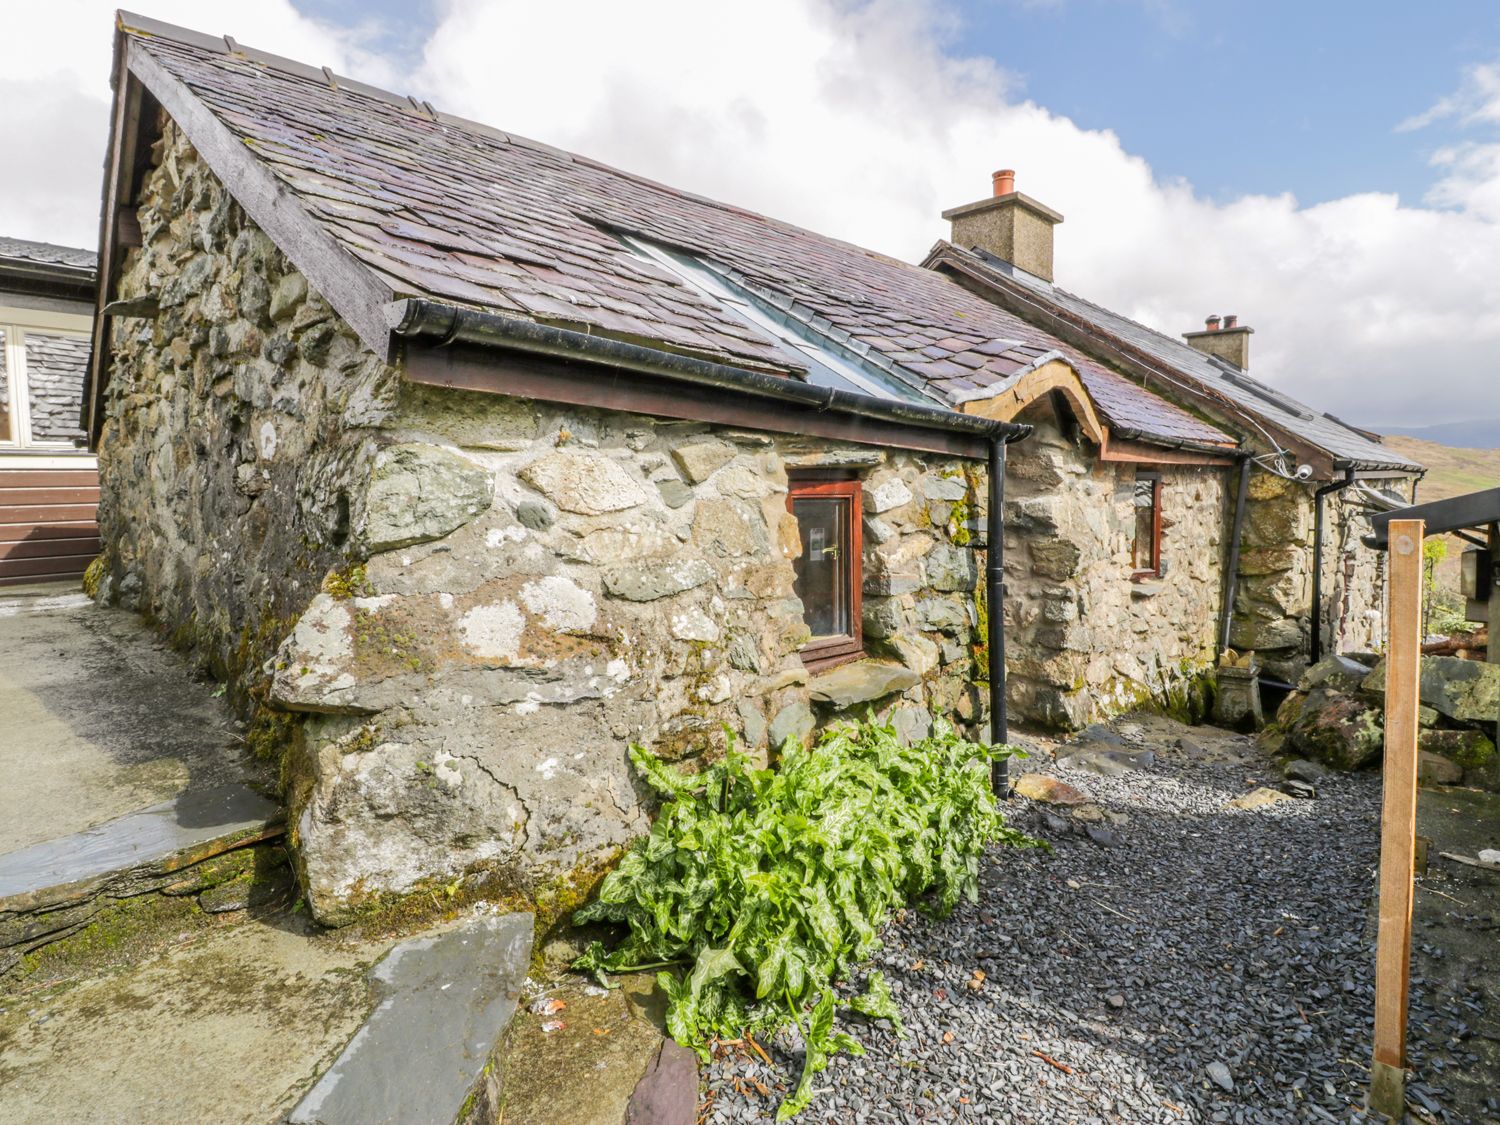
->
116;15;1232;450
939;246;1420;473
0;236;96;275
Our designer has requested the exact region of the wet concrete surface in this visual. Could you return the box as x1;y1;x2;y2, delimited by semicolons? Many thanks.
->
1408;785;1500;1123
0;912;393;1125
0;581;266;856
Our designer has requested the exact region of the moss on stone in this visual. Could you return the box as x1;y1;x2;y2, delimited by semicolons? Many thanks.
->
322;564;374;600
80;555;106;599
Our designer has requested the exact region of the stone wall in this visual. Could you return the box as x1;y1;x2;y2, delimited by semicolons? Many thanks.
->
94;117;398;699
1000;402;1229;729
94;120;988;925
1230;472;1393;679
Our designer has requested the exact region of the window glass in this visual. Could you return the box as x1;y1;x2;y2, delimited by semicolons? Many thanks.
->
792;496;851;639
24;332;89;445
1133;473;1160;573
0;328;10;442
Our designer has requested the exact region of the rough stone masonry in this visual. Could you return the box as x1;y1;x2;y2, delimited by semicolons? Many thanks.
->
91;122;993;923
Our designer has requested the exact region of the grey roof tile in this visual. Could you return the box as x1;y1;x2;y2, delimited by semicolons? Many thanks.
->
124;22;1232;448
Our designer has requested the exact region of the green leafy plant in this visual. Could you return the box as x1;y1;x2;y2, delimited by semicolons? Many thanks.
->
572;717;1034;1119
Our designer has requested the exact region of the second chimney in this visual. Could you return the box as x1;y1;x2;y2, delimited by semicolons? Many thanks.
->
1183;313;1253;369
942;169;1063;282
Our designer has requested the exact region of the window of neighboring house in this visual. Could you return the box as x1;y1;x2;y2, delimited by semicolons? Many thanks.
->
788;476;863;666
1132;470;1163;578
0;312;90;450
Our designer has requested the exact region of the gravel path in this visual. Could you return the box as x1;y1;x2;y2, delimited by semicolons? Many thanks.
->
699;717;1497;1124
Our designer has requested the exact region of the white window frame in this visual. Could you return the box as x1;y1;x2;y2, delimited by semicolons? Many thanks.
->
0;304;92;452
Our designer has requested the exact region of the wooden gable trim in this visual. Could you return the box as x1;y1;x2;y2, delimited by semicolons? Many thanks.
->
957;357;1107;444
927;247;1339;477
1098;432;1238;467
123;40;395;358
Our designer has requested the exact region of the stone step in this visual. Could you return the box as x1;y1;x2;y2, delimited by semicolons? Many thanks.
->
290;911;534;1125
0;782;282;975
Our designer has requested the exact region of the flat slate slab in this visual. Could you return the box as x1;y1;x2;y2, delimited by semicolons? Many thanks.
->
291;912;534;1125
0;584;261;855
0;782;279;900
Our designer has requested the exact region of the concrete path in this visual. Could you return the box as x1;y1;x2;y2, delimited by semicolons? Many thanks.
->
291;912;533;1125
0;913;395;1125
0;580;264;856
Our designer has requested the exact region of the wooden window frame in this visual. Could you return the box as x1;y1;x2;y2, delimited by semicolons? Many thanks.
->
1131;469;1164;580
787;476;864;669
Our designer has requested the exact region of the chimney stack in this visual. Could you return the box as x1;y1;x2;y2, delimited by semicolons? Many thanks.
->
1184;313;1253;369
943;168;1063;282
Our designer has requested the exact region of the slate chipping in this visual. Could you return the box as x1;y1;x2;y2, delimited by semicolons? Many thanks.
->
123;20;1232;448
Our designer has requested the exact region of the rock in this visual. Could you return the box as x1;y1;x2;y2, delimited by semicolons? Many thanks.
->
198;877;253;914
1039;811;1071;836
923;546;977;593
1029;539;1081;580
768;702;815;749
669;439;735;483
1418;728;1496;773
1206;1061;1235;1093
864;472;913;514
1297;655;1372;694
1227;787;1295;811
1417;750;1464;787
1106;993;1125;1010
690;498;769;558
603;558;714;602
655;478;693;509
1282;778;1318;800
519;450;648;515
1273;688;1384;771
1012;774;1087;806
1283;758;1329;784
886;633;940;676
1083;823;1120;847
1363;655;1500;725
363;444;494;552
808;660;920;709
515;499;555;530
889;704;932;746
268;272;307;321
1078;724;1126;746
1058;744;1151;777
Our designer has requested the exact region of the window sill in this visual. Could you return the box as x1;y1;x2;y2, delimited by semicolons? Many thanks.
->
801;647;867;675
1130;579;1165;597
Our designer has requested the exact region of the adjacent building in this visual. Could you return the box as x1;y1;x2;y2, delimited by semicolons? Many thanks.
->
0;237;99;586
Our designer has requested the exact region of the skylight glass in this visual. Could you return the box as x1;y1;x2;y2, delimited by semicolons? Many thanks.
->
623;235;936;406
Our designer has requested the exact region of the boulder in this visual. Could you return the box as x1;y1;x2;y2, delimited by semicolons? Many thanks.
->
1417;751;1463;787
1227;787;1295;811
1297;655;1372;694
1418;728;1496;775
1363;656;1500;725
1269;687;1384;771
519;450;648;515
1012;774;1087;806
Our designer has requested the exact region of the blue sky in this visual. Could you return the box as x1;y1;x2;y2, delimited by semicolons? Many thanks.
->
292;0;1500;214
8;0;1500;426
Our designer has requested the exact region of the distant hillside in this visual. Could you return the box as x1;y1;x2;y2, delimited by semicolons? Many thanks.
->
1380;434;1500;600
1382;434;1500;503
1379;419;1500;450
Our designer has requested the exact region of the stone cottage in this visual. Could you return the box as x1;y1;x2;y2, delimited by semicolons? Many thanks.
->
925;173;1423;685
83;15;1408;921
0;237;99;585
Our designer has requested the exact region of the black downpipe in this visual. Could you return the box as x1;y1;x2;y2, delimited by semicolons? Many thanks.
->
988;435;1011;797
1309;468;1356;665
1218;455;1253;654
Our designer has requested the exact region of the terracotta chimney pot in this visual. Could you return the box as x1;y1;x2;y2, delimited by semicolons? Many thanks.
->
1205;315;1221;332
1222;314;1238;329
992;169;1016;197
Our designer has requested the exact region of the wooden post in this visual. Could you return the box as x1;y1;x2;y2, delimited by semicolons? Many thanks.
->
1369;518;1423;1119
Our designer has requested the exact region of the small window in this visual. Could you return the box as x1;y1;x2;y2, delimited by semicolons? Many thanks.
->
1132;470;1162;578
788;477;863;666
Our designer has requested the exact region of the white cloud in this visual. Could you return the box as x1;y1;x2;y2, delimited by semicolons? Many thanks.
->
0;1;394;247
6;0;1500;428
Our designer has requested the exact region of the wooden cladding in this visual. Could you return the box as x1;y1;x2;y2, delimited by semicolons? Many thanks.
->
0;467;100;585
